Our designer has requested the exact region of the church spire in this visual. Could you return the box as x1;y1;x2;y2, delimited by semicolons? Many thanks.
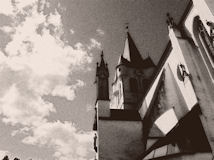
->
95;51;109;101
120;27;145;68
100;51;106;67
117;26;155;69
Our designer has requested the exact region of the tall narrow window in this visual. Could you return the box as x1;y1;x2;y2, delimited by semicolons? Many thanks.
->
193;16;214;80
198;18;214;67
130;78;138;92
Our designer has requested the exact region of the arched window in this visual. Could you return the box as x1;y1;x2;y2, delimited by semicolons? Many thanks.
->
193;16;214;80
197;18;214;65
130;78;138;92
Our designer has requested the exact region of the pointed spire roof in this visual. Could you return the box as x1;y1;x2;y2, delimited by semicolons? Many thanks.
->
96;51;109;77
123;32;144;66
118;30;155;69
100;51;106;67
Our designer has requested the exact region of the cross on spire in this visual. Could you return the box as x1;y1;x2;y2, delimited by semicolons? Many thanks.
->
125;23;129;33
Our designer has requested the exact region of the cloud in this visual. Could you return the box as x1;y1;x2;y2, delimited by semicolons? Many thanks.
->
88;38;101;50
11;127;30;137
0;26;14;34
47;10;62;26
22;121;94;160
46;9;64;37
96;28;104;36
51;85;76;101
70;29;75;34
0;1;14;15
0;83;55;126
51;80;85;101
0;150;10;159
0;0;94;160
12;0;38;11
0;0;38;16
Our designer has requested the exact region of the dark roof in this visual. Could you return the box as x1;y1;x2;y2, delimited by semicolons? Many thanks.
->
143;56;156;68
141;104;211;159
99;109;141;121
125;32;144;66
118;32;155;69
118;55;155;69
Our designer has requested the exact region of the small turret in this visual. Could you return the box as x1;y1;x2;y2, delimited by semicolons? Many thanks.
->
95;51;109;101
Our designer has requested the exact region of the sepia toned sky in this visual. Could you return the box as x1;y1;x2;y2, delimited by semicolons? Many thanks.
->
0;0;189;160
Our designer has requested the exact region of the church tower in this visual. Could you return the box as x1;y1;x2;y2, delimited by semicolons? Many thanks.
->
95;51;109;101
111;28;156;110
93;51;110;130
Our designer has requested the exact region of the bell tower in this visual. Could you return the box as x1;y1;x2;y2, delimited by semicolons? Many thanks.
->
95;51;109;101
111;27;156;110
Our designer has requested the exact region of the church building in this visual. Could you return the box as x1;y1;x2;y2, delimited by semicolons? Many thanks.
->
93;0;214;159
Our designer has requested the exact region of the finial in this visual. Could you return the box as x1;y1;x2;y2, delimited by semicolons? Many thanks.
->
96;62;99;66
125;22;129;33
166;12;175;28
100;51;106;67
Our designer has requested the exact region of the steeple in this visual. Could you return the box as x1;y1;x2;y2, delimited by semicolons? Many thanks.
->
112;27;156;110
95;51;109;101
118;27;144;68
100;51;106;68
117;29;155;69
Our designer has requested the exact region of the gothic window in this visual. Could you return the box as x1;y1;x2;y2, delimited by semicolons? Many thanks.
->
193;16;214;80
197;19;214;66
130;78;138;92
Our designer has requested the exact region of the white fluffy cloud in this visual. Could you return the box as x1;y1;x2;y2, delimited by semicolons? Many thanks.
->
70;29;75;34
0;1;14;15
0;0;39;15
96;28;104;36
88;38;101;50
13;0;38;10
0;150;9;159
47;10;62;27
0;83;55;126
0;0;94;160
22;121;93;160
52;80;85;101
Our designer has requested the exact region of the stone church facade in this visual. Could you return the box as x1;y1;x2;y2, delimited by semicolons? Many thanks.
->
93;0;214;159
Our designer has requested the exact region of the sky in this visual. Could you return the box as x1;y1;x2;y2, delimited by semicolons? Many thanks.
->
0;0;189;160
